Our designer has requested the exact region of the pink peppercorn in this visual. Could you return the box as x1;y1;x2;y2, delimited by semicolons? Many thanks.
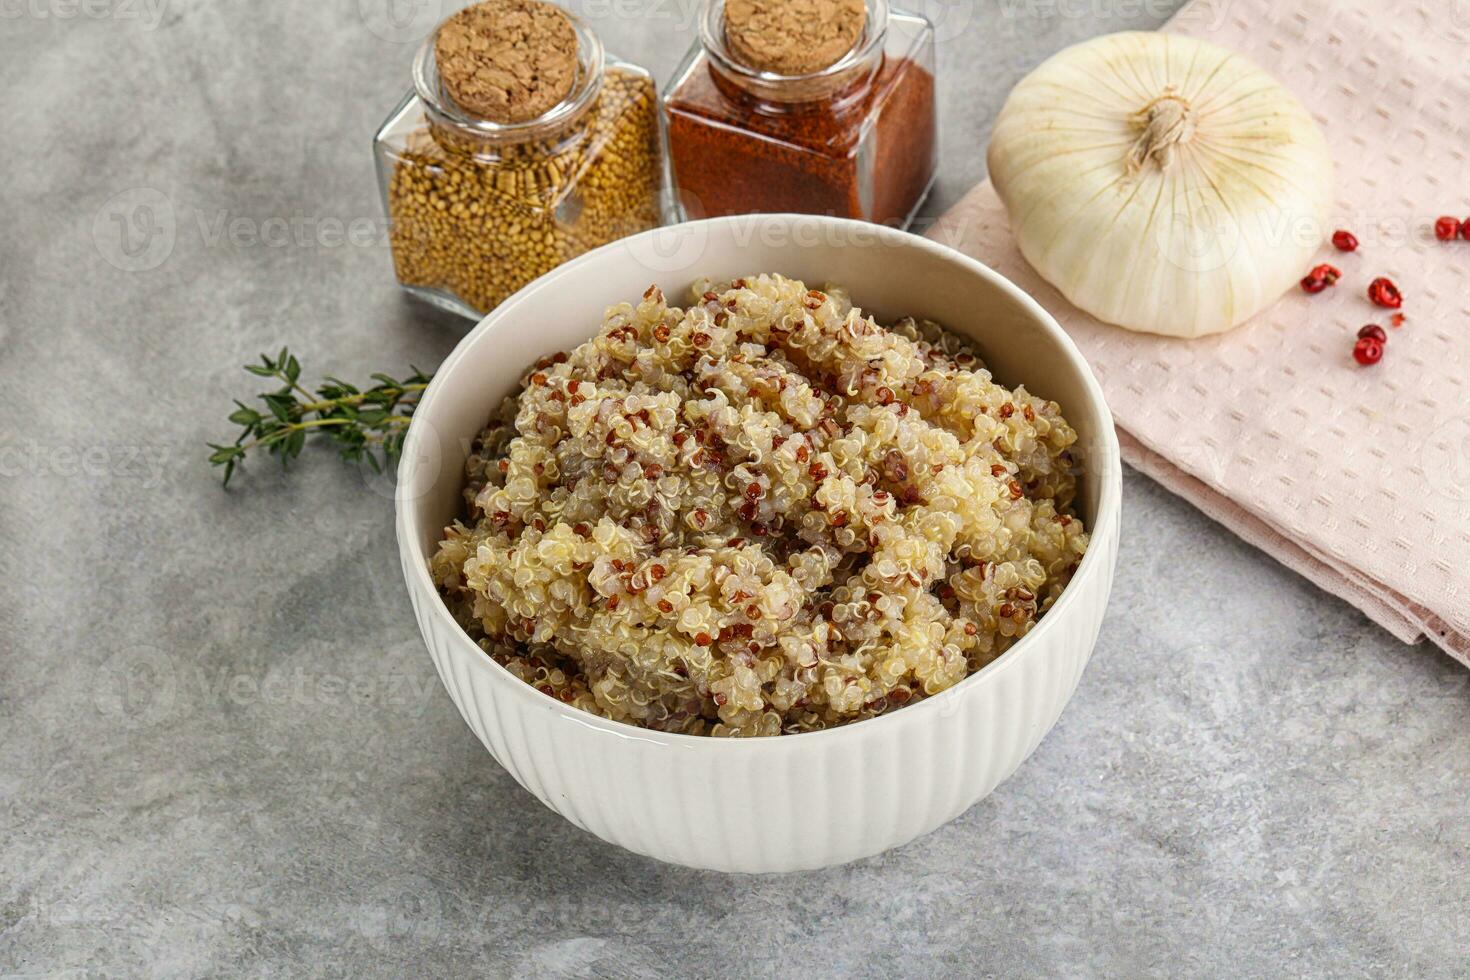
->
1434;216;1461;241
1300;263;1341;294
1357;324;1387;343
1353;336;1384;366
1331;229;1359;252
1367;277;1403;309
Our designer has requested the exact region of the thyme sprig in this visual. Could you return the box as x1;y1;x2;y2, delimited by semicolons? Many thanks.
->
208;347;431;486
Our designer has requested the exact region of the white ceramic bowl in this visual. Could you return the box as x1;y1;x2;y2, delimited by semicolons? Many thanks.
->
396;215;1121;873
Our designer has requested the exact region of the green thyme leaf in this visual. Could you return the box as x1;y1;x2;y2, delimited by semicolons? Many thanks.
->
208;350;431;487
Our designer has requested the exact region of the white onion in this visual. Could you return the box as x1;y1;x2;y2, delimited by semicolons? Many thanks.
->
987;31;1334;338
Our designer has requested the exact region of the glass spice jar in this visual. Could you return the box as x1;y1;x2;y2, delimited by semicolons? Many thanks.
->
373;1;669;319
663;0;937;228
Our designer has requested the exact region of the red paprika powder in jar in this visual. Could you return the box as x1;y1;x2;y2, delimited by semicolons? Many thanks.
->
664;0;938;227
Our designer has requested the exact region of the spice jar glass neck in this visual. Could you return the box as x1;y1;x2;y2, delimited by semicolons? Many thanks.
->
413;12;606;145
698;0;890;107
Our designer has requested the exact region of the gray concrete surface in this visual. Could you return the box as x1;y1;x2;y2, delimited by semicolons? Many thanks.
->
3;1;1467;976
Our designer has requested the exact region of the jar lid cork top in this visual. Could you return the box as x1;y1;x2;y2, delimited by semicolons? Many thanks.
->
724;0;867;76
434;0;579;124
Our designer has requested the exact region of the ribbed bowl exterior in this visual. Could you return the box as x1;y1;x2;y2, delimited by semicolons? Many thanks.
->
396;215;1121;873
403;519;1116;873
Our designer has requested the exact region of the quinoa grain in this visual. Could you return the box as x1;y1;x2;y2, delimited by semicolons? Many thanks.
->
432;274;1090;736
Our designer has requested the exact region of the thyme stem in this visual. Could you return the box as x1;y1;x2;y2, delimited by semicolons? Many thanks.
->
208;347;432;487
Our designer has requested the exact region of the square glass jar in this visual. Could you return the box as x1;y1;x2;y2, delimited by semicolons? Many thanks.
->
663;0;937;228
374;13;670;319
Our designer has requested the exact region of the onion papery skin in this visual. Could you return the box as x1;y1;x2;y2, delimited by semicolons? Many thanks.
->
987;31;1334;339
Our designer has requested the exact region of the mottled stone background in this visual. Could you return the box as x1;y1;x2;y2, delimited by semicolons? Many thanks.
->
2;0;1466;975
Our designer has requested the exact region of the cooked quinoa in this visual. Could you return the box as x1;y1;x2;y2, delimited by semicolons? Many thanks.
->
432;274;1089;737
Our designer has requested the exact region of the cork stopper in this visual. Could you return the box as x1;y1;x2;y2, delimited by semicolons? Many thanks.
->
724;0;867;76
435;0;579;124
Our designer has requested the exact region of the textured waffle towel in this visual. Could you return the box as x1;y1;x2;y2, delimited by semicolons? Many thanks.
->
930;0;1470;665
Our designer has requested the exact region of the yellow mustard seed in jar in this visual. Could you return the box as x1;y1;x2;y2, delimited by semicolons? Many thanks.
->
373;0;667;318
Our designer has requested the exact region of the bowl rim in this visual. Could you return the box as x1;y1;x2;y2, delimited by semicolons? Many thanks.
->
396;213;1121;749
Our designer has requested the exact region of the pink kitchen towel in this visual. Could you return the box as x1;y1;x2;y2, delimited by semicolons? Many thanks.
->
930;0;1470;665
